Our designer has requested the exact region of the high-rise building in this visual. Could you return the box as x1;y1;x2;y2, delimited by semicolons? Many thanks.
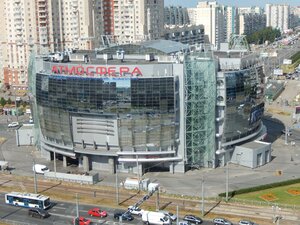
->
224;6;239;41
1;0;38;88
238;6;263;15
1;0;102;88
187;1;225;49
265;4;290;32
113;0;164;44
239;13;266;36
164;6;190;26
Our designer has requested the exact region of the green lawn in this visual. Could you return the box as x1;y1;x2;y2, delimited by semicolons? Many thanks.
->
233;183;300;205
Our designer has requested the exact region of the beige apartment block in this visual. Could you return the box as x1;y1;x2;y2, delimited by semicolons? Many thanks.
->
1;0;102;88
265;4;290;32
187;1;225;49
113;0;164;44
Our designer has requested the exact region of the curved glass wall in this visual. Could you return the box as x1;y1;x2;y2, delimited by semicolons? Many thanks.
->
223;66;264;142
36;73;178;150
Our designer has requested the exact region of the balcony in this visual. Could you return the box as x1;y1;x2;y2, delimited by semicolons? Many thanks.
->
15;24;22;30
16;41;23;46
14;12;22;17
39;13;47;18
15;30;22;36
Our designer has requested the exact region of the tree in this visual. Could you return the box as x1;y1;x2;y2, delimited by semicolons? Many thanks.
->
7;98;12;105
246;27;281;45
0;97;6;107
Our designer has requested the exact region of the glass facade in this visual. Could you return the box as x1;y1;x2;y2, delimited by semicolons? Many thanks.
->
36;73;178;150
184;53;216;168
223;66;264;142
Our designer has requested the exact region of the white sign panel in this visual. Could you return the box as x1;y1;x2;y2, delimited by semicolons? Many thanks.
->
273;69;283;76
283;59;292;65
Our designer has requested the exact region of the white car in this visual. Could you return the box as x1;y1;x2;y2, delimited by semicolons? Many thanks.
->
8;122;19;128
179;221;191;225
128;206;144;216
33;164;50;174
239;220;257;225
159;211;177;221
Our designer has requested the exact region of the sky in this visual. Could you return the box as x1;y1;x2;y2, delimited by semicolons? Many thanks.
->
164;0;299;8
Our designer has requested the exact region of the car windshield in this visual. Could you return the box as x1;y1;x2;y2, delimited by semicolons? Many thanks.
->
41;167;49;171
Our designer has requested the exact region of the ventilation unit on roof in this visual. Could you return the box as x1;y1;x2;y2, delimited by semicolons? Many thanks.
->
145;53;154;61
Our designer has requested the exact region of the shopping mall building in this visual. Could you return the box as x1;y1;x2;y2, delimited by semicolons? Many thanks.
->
28;40;268;174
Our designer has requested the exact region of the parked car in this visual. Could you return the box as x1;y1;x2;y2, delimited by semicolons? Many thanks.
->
28;208;50;219
213;218;233;225
179;221;191;225
183;215;203;224
87;207;107;217
159;210;177;221
73;217;91;225
8;122;19;128
128;205;144;216
239;220;257;225
114;211;134;221
33;164;50;174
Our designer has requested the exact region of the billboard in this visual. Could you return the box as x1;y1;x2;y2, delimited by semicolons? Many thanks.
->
249;103;265;125
273;69;283;76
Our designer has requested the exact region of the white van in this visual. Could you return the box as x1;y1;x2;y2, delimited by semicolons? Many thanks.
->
33;164;50;174
142;211;171;225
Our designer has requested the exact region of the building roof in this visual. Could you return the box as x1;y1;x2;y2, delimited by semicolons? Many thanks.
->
141;40;189;54
238;141;270;150
97;40;189;55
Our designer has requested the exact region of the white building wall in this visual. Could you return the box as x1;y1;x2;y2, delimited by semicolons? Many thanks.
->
265;4;290;32
113;0;164;44
187;1;225;49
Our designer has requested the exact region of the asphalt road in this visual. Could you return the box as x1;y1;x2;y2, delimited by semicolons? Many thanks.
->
0;193;217;225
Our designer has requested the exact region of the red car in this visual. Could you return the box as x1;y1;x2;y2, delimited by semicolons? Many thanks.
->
88;208;107;217
73;217;91;225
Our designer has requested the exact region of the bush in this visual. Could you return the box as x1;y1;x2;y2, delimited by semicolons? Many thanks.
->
218;178;300;197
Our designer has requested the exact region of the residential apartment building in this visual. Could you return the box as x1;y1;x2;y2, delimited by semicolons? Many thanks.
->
238;6;263;15
290;6;300;28
239;13;266;36
224;6;238;41
1;0;102;88
187;1;225;49
164;6;190;26
1;0;38;88
164;24;205;45
265;4;290;32
113;0;164;44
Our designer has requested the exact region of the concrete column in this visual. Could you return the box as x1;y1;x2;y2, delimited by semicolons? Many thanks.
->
82;155;90;172
169;162;174;174
63;156;67;167
108;157;114;174
78;157;83;168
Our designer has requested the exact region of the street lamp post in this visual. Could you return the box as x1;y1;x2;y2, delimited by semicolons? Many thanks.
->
115;162;119;205
32;158;38;194
201;175;204;216
225;162;229;202
53;151;57;178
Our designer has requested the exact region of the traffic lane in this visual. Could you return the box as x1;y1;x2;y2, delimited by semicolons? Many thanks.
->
0;193;216;225
0;203;61;225
50;200;215;225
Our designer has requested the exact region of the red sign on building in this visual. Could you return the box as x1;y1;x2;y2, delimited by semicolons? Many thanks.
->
51;65;143;77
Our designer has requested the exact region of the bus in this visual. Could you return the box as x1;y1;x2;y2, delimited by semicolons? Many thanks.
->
5;192;51;209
